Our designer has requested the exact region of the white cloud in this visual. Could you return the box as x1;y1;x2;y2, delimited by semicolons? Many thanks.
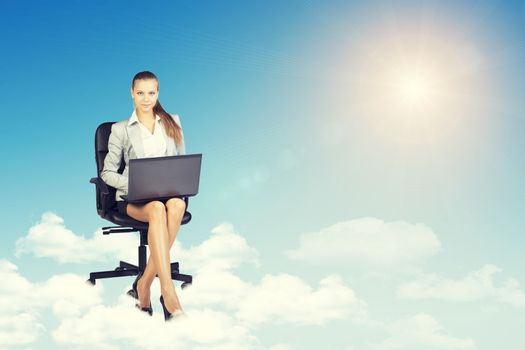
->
181;268;367;325
0;259;103;348
173;222;259;272
397;264;525;308
285;217;441;267
15;212;137;264
370;313;475;350
235;274;367;326
268;344;294;350
172;223;367;326
3;218;366;349
182;269;367;326
0;259;103;316
0;259;258;350
12;213;363;327
0;313;45;348
15;215;258;271
53;298;258;350
181;267;252;310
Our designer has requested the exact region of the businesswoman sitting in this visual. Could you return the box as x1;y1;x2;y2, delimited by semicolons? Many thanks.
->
101;71;186;320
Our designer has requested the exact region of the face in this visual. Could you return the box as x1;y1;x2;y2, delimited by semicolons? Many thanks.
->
131;78;159;114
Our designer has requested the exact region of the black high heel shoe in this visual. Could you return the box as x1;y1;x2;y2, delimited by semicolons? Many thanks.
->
160;295;184;321
159;295;172;321
127;271;153;316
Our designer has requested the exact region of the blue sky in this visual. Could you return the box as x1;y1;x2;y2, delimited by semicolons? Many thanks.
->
1;0;525;349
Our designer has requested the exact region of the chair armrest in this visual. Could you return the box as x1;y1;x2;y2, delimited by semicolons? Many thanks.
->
90;177;110;194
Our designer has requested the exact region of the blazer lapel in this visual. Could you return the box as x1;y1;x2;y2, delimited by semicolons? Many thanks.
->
126;123;145;158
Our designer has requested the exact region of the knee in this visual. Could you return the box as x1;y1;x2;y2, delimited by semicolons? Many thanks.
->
147;201;166;220
166;198;186;216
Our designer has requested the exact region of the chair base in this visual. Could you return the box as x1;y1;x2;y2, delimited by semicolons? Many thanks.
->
87;228;193;289
87;260;192;287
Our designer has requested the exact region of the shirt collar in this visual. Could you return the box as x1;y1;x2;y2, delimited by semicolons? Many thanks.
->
128;110;161;126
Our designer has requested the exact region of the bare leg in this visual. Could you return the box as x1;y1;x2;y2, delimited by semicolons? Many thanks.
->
137;198;186;286
126;199;186;312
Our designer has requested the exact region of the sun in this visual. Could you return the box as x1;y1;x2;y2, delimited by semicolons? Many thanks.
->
379;63;440;116
396;73;434;109
400;75;429;103
350;25;493;149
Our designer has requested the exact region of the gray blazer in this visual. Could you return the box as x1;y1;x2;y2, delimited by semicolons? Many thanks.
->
100;113;185;201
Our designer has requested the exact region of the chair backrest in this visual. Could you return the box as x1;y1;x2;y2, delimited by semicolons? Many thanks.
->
94;122;124;217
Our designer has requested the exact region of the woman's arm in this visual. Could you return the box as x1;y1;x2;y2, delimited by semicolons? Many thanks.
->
100;123;128;190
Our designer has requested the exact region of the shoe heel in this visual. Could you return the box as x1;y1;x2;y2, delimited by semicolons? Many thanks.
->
160;295;173;321
130;272;153;316
135;303;153;316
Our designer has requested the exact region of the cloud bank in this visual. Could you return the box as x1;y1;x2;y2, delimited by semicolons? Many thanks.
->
15;212;137;264
285;217;441;267
3;214;367;349
370;313;475;350
397;264;525;308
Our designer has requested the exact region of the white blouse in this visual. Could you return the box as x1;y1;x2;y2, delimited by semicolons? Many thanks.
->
139;114;167;158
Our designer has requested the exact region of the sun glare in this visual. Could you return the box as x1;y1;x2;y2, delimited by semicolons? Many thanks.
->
399;75;431;106
385;63;441;116
352;29;487;146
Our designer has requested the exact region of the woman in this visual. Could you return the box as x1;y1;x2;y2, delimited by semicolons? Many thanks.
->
101;71;186;320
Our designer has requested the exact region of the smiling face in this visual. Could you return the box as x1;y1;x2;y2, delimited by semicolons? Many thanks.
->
131;78;159;114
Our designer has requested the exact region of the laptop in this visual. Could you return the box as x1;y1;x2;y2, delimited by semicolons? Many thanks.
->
121;153;202;203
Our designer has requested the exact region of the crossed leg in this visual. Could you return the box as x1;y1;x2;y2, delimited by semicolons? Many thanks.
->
126;198;186;313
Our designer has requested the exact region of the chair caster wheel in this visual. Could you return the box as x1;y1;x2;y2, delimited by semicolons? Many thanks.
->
86;279;95;286
181;282;192;290
115;267;123;271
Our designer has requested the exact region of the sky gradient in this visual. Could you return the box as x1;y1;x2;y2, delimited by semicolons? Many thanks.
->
1;1;525;349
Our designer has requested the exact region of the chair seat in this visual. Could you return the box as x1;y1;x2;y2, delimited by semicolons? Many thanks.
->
103;208;192;231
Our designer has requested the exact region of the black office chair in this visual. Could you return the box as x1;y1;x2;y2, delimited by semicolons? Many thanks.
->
87;122;193;290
